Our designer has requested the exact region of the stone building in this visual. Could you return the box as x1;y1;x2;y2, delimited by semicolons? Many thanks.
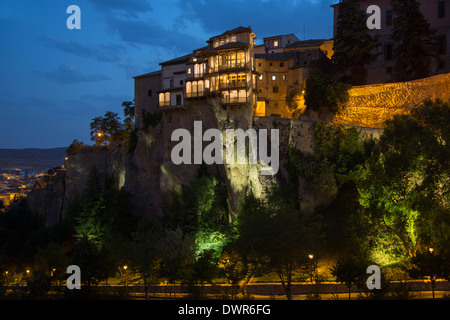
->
133;26;333;129
332;0;450;84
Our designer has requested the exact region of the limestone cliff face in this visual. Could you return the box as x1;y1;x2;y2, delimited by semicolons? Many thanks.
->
27;169;66;226
26;115;383;226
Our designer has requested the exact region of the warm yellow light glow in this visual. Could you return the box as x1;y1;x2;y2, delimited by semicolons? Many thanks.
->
123;265;128;270
65;157;68;161
308;254;314;260
97;132;103;137
26;269;30;274
429;247;434;253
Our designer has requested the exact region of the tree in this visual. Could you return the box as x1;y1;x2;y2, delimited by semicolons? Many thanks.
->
66;139;85;156
122;218;162;300
304;71;351;114
90;111;126;145
409;250;449;299
330;255;367;300
234;189;323;300
357;100;450;260
332;0;379;85
158;228;196;284
392;0;438;81
122;101;135;130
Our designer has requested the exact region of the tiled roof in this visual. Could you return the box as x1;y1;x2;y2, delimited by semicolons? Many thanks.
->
133;70;162;79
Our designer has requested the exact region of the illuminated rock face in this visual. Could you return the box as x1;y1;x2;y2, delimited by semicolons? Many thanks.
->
334;73;450;128
28;72;450;225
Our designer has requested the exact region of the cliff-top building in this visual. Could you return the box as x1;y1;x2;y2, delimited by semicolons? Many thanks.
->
133;26;332;132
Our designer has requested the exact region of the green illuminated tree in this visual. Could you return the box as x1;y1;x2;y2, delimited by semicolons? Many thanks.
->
357;100;450;260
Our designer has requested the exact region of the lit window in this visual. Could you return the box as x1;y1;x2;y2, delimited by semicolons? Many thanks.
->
231;36;236;42
274;40;279;47
187;68;192;74
282;75;286;81
272;75;276;80
259;74;263;80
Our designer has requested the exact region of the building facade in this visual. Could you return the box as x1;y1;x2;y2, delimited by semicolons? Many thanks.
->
332;0;450;83
134;26;332;132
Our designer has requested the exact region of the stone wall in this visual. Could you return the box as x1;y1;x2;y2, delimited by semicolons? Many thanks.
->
333;72;450;128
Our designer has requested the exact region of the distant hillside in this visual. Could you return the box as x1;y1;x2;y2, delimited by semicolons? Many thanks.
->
0;148;67;160
0;147;68;172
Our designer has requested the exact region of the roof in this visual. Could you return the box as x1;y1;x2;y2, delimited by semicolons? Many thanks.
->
198;41;249;56
263;33;296;40
286;39;331;48
159;53;194;66
133;70;162;79
210;26;254;40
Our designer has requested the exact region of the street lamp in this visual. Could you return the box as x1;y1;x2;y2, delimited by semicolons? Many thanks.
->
429;247;434;254
123;265;128;287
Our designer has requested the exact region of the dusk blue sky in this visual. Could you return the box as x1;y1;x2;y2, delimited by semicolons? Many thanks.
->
0;0;336;149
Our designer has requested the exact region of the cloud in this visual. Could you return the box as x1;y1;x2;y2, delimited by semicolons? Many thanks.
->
40;35;126;63
35;64;111;85
106;15;205;53
85;0;153;18
178;0;335;40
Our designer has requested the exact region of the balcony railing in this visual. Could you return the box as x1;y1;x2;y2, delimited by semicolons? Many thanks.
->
208;62;250;74
159;101;171;107
220;97;248;104
218;81;247;90
186;91;205;99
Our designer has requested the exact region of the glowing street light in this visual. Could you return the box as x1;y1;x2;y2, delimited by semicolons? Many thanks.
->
429;247;434;254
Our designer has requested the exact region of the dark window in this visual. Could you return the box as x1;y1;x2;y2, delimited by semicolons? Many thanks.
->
170;79;174;88
273;86;279;93
280;62;284;67
176;94;182;105
180;80;183;86
269;62;273;66
148;90;152;97
437;35;447;55
438;1;445;18
386;9;393;26
384;43;394;61
258;63;262;67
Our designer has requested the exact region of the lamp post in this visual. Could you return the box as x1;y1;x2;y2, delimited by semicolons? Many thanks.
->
123;265;128;287
309;254;320;299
